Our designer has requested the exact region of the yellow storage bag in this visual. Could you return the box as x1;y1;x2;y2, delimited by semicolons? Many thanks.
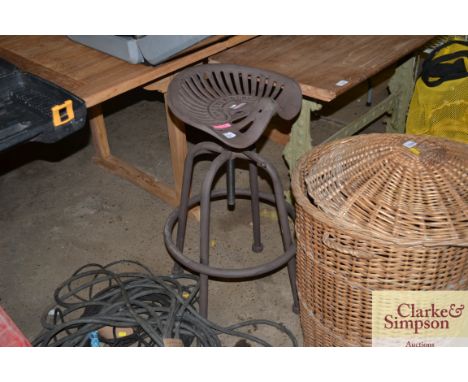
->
406;40;468;143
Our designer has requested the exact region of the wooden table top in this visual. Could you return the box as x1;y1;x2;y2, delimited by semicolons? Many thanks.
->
210;35;434;102
0;35;254;108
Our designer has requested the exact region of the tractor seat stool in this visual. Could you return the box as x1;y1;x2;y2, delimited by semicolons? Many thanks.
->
163;64;302;318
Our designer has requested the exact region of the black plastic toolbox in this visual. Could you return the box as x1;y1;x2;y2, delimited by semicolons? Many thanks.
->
0;58;87;152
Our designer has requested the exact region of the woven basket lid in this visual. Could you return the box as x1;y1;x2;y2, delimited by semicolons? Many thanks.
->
304;134;468;246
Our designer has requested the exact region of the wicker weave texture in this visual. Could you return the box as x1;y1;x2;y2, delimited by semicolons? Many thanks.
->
299;304;353;347
292;134;468;347
304;134;467;247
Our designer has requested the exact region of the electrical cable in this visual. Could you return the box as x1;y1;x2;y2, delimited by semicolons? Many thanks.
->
32;260;298;347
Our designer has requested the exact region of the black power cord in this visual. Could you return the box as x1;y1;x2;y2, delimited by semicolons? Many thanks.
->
32;260;298;347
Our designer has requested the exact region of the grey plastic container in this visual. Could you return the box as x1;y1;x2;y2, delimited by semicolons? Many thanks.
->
68;35;210;65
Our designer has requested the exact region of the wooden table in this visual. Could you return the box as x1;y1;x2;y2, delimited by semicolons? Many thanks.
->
210;36;434;171
0;35;254;208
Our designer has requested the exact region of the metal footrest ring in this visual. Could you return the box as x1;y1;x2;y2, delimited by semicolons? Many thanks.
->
163;188;296;279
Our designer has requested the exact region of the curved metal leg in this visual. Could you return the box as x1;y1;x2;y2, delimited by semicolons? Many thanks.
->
270;168;299;313
226;158;236;210
172;146;196;274
173;142;225;274
170;143;298;316
286;259;299;314
248;152;263;253
199;150;232;318
245;151;299;313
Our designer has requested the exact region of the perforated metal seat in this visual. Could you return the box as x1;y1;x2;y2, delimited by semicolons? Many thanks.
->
164;64;302;318
167;64;302;149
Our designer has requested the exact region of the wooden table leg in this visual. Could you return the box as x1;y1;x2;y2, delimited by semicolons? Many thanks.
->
164;94;200;220
144;76;189;202
386;56;417;133
89;104;111;159
283;98;322;172
88;103;178;207
164;94;187;200
281;99;321;201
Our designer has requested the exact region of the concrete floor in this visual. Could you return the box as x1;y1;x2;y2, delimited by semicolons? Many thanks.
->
0;68;391;346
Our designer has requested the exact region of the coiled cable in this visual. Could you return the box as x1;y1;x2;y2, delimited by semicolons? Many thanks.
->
32;260;297;347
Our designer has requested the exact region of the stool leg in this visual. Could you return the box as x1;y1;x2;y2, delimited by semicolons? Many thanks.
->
273;180;299;313
248;158;263;253
226;158;236;210
261;157;300;314
286;258;299;314
173;144;212;274
199;151;232;318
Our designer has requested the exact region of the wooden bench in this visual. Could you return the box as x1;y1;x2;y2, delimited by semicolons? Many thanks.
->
0;35;254;209
210;35;434;171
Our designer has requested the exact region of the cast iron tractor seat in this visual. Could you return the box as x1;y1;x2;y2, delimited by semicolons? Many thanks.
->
167;64;301;149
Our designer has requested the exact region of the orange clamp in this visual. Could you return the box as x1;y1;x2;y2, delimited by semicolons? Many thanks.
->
51;100;74;127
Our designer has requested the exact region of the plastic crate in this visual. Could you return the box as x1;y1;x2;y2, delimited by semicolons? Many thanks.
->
0;306;30;347
0;58;87;152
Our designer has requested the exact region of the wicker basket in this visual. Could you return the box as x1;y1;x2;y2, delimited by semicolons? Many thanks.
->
292;134;468;346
